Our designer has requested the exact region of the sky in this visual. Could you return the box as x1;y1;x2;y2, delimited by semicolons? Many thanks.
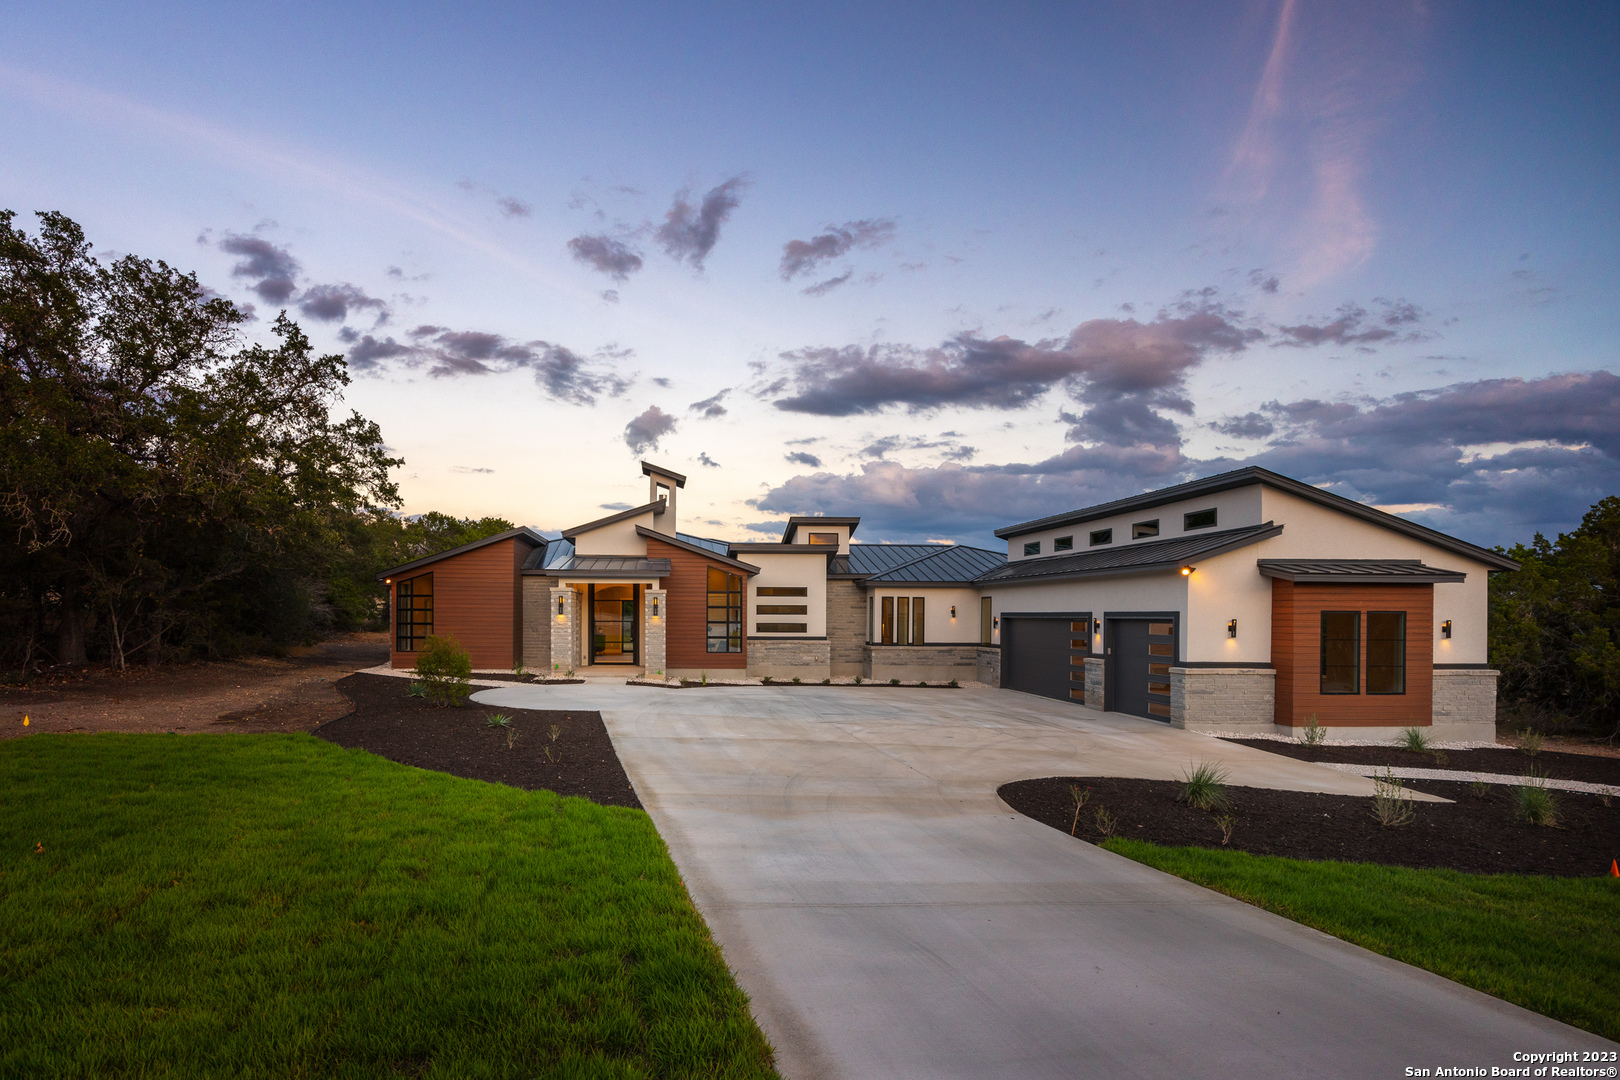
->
3;1;1617;549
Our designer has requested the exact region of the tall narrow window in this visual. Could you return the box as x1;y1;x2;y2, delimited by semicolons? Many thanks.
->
881;596;894;645
912;597;925;645
980;597;992;645
896;597;911;645
1320;611;1360;694
1367;612;1407;694
869;595;875;643
706;567;742;653
395;574;433;652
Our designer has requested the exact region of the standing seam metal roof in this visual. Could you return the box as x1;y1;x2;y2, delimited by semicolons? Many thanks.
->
976;522;1282;583
862;544;1006;584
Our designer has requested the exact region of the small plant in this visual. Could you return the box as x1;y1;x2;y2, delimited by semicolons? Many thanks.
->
792;676;801;684
406;680;427;698
565;668;575;677
762;676;772;684
1519;728;1545;757
1093;806;1118;838
485;713;512;728
1178;761;1230;812
821;678;830;685
889;678;900;686
1396;727;1431;754
701;672;708;686
549;724;560;743
513;662;528;679
853;676;862;685
414;635;473;707
1214;814;1236;845
542;745;556;762
1514;772;1560;827
1299;714;1326;746
507;727;518;750
1371;768;1415;827
948;679;959;688
917;680;927;687
1468;781;1491;798
1069;785;1091;835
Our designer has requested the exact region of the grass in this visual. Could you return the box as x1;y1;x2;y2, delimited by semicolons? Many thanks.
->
1103;838;1620;1041
0;734;779;1079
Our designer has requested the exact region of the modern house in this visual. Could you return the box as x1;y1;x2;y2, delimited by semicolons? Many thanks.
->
378;461;1515;740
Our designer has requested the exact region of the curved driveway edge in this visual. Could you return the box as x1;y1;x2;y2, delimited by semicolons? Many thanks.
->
475;682;1616;1079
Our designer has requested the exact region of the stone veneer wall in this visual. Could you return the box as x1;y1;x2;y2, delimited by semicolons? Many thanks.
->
643;588;667;676
1170;667;1276;731
749;638;832;680
520;577;555;671
976;646;1001;687
1432;668;1499;736
826;580;868;677
867;644;980;682
1084;657;1106;710
548;586;579;674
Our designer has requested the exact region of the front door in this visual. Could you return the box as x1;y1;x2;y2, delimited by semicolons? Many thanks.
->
590;584;638;664
1107;618;1175;722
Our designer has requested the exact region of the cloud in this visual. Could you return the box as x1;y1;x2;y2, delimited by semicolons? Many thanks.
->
346;327;630;405
785;451;823;468
698;452;721;468
568;234;644;281
1210;411;1276;439
449;465;494;474
624;406;677;454
601;290;620;304
688;389;730;418
297;282;388;323
859;434;974;461
219;233;300;304
598;502;633;511
1274;299;1427;348
779;218;896;279
496;196;532;218
801;269;853;297
655;177;748;268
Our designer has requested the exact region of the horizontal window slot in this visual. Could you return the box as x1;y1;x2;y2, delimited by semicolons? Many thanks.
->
756;604;808;615
757;586;808;597
756;622;807;633
1148;643;1173;656
1148;702;1171;717
1148;622;1174;636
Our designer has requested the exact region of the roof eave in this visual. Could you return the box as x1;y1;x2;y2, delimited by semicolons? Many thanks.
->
376;526;547;581
562;499;665;540
637;526;762;574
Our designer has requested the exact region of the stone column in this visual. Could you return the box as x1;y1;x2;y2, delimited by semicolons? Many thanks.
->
549;586;578;674
643;588;667;677
1084;657;1106;710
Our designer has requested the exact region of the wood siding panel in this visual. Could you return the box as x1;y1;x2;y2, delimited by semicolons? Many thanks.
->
646;538;747;669
390;538;528;670
1271;581;1433;727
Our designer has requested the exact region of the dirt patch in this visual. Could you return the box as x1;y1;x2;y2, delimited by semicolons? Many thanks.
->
314;674;640;809
999;776;1620;877
1220;739;1620;787
0;633;389;738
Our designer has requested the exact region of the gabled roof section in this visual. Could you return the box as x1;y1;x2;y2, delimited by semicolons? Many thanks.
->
862;544;1007;585
992;466;1520;572
977;522;1284;585
637;526;761;574
537;537;575;571
831;543;949;578
1257;559;1467;584
562;499;664;540
641;461;687;488
782;516;860;543
376;526;547;581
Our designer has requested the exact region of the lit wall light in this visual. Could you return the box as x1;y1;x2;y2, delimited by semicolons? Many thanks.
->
651;597;660;619
1227;619;1237;639
993;616;999;630
556;596;566;622
1441;620;1452;639
950;605;956;618
1180;565;1196;576
1093;619;1101;635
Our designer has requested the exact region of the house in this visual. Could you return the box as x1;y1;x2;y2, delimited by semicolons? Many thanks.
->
377;461;1515;740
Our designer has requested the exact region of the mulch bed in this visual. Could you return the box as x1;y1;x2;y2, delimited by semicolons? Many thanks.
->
999;776;1620;877
315;674;640;808
1220;739;1620;787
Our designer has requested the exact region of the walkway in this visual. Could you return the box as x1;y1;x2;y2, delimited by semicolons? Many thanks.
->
474;682;1615;1079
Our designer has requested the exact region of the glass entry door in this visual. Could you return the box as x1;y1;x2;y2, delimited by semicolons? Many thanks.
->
590;584;638;664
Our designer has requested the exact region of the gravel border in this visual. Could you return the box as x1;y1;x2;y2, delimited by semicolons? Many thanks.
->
1315;762;1620;797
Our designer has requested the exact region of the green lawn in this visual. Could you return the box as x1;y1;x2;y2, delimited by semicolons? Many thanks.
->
0;733;779;1079
1104;837;1620;1042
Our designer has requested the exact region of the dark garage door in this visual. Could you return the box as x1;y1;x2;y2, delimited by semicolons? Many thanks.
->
1107;618;1176;722
1002;614;1092;704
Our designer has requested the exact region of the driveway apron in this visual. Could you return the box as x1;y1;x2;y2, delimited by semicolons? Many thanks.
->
474;683;1616;1079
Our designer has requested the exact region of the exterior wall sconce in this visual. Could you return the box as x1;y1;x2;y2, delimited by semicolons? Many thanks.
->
651;597;660;619
993;616;999;630
1093;619;1101;635
384;578;391;585
556;596;566;622
1180;565;1195;576
1441;620;1452;639
1227;619;1237;639
950;605;956;618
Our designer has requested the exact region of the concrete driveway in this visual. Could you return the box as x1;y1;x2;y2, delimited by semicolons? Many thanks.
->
474;682;1615;1078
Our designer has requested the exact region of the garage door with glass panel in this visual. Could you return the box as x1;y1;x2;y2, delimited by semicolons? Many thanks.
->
1106;618;1176;722
1000;613;1092;704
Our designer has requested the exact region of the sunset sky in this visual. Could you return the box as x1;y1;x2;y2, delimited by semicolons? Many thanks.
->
3;1;1616;547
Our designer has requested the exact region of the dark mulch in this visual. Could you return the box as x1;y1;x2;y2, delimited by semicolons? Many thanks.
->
999;776;1620;876
1221;739;1620;787
316;674;640;808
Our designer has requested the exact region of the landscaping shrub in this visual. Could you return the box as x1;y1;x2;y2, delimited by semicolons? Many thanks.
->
1371;767;1416;827
1299;714;1326;746
414;634;473;707
1397;727;1431;754
1178;761;1230;812
1514;774;1561;827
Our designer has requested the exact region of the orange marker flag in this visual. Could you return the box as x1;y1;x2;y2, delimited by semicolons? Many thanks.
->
21;715;27;726
1610;860;1618;878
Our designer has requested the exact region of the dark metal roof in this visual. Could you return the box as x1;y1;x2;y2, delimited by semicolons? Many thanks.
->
831;543;949;577
376;526;547;581
1257;559;1467;584
562;499;665;539
728;543;832;553
547;555;673;578
863;544;1006;585
782;516;860;543
641;461;687;488
675;532;731;556
636;526;761;573
992;466;1520;572
976;522;1283;584
537;537;575;571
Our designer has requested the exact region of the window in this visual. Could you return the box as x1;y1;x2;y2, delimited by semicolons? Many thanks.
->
1090;528;1112;546
1054;535;1074;552
980;596;992;645
1367;612;1407;694
896;597;911;645
395;574;433;652
757;623;808;633
869;595;875;643
1320;611;1360;694
881;596;895;645
912;596;925;645
1132;520;1159;539
757;604;808;615
1184;508;1218;530
1023;540;1041;556
807;532;840;545
656;483;671;505
758;586;808;596
706;567;742;652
